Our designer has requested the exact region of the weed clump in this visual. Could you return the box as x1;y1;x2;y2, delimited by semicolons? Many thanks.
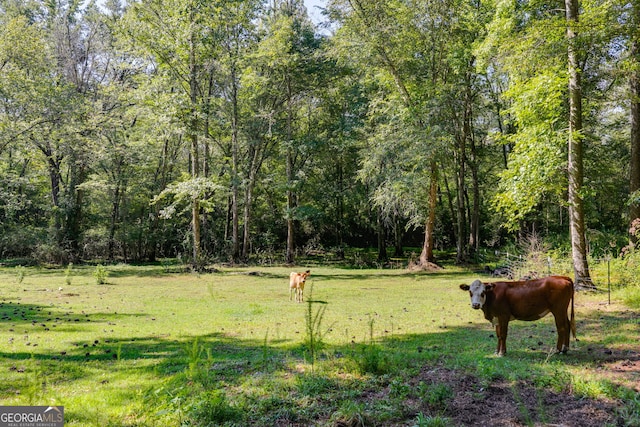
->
353;318;388;375
93;264;109;285
189;390;242;425
303;282;331;369
331;400;369;427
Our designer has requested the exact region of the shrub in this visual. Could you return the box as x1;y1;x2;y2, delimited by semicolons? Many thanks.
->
620;285;640;309
617;218;640;288
93;264;109;285
0;225;44;258
64;263;73;285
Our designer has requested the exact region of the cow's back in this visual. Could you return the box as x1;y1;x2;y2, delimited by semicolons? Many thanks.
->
490;276;573;321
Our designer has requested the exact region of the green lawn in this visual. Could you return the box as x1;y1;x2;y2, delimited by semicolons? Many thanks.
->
0;264;638;426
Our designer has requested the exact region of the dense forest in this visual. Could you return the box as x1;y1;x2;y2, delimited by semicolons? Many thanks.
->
1;0;639;284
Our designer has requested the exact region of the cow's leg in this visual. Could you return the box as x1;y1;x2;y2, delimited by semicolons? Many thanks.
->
494;323;502;355
554;313;570;353
290;286;294;301
496;318;509;356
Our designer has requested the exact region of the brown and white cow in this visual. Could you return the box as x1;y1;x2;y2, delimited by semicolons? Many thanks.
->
289;270;311;303
460;276;576;356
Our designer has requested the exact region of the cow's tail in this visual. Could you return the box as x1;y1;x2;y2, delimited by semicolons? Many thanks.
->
570;278;577;340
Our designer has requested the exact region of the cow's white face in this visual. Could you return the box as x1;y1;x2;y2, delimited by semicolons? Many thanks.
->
460;279;487;310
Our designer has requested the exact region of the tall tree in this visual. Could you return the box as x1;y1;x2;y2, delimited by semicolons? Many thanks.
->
629;0;640;240
214;0;261;263
480;0;602;285
565;0;593;287
0;1;109;262
254;0;322;264
330;0;487;266
124;0;226;268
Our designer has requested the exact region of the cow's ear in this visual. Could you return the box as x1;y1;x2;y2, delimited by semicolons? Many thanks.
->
306;270;310;274
459;284;470;291
484;283;495;291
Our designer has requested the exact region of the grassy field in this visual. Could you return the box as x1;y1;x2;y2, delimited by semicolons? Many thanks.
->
0;263;638;426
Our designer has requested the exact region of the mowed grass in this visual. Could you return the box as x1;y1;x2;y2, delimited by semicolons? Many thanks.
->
0;263;638;426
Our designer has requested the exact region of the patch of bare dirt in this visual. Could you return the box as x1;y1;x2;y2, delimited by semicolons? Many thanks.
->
407;261;443;272
404;366;623;427
593;347;640;393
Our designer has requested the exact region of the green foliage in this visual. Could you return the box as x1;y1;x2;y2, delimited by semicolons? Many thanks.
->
353;318;389;375
296;373;337;396
24;358;47;406
613;220;640;306
419;382;454;411
93;264;109;285
413;412;452;427
64;263;73;286
533;364;572;393
189;390;242;426
619;285;640;309
331;400;369;427
493;68;568;230
0;0;633;272
617;390;640;427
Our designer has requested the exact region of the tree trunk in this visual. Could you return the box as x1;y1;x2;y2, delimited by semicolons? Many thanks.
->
455;133;467;264
242;149;260;261
45;150;63;234
393;213;403;257
442;166;457;245
420;161;438;265
469;135;480;254
242;137;270;260
285;76;296;265
376;206;388;263
230;61;241;263
336;162;345;250
188;24;201;269
566;0;593;288
108;182;121;261
286;185;296;265
63;163;84;263
242;181;254;261
148;137;173;262
629;10;640;242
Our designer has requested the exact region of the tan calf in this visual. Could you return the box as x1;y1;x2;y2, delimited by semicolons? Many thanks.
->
289;270;310;302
